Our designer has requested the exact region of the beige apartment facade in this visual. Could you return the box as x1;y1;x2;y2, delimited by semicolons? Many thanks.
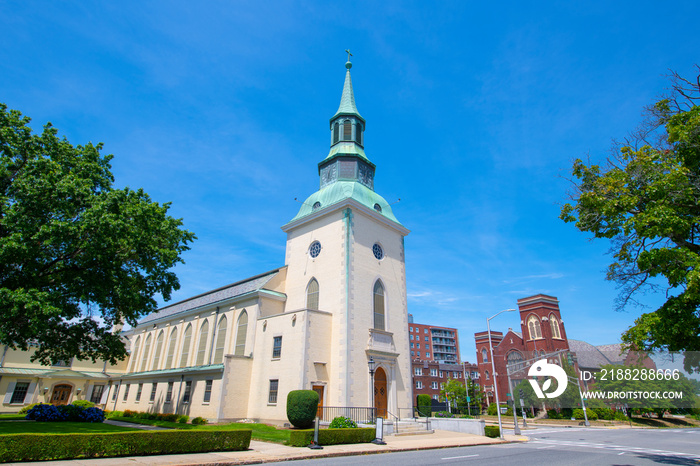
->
1;59;414;424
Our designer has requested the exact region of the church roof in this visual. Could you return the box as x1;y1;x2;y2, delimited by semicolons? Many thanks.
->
288;181;402;225
138;269;281;325
331;61;363;122
568;339;626;370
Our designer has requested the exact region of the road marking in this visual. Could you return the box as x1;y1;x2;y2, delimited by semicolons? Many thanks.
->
531;439;700;460
442;454;479;460
618;452;625;456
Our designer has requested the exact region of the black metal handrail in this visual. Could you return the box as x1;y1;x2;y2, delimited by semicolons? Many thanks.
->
317;406;376;424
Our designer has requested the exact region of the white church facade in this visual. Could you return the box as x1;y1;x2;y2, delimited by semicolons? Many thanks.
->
1;59;414;424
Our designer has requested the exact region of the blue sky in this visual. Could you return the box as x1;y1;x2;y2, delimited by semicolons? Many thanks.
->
2;1;699;362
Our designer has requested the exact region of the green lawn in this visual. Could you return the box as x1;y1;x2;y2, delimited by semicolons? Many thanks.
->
109;416;291;443
0;421;140;434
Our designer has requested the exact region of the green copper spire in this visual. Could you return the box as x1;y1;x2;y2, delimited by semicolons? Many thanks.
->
332;51;363;121
283;53;404;230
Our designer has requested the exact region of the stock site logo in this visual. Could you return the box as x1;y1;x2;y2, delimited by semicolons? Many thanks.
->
528;358;568;399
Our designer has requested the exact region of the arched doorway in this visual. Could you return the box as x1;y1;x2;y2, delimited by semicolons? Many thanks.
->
374;367;387;418
51;384;72;406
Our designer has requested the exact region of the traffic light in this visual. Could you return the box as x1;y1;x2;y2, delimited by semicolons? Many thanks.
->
518;388;524;399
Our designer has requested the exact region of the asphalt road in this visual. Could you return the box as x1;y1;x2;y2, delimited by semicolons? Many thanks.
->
269;426;700;465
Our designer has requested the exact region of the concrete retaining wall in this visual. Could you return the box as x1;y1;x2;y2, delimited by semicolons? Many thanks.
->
429;418;485;436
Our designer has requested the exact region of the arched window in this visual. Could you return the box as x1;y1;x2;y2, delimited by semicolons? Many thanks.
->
235;311;248;356
196;320;209;366
550;314;561;339
481;348;488;363
165;328;178;369
333;122;339;143
179;324;192;367
355;122;362;145
507;351;525;372
139;334;152;372
306;278;319;310
527;315;542;340
485;370;490;380
373;280;385;331
151;331;164;371
343;119;352;140
213;316;227;364
129;336;141;373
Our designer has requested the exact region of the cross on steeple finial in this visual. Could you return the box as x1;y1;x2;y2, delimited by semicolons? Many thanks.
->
345;49;353;69
345;49;352;61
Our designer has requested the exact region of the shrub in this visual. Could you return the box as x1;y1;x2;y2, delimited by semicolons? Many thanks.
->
484;425;500;438
25;403;105;423
122;410;137;418
572;409;597;421
288;428;375;447
559;408;573;419
19;403;41;415
435;411;455;418
614;411;628;421
72;400;95;409
546;409;560;419
329;416;357;428
191;417;207;425
417;394;431;417
487;403;498;416
25;404;63;422
286;390;319;429
80;407;106;423
592;407;615;420
0;430;252;462
58;404;85;422
161;413;180;422
178;415;189;424
106;411;123;419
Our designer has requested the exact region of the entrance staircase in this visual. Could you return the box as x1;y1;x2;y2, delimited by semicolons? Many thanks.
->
392;419;434;436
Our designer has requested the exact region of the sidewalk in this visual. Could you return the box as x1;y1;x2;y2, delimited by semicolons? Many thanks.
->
7;430;528;466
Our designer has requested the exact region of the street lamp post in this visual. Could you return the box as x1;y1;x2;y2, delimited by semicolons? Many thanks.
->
488;309;516;440
368;357;376;424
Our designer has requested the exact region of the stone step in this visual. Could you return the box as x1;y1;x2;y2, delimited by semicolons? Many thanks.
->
393;429;435;436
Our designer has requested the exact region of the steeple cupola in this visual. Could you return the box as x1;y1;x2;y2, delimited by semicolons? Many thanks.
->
285;54;403;228
319;53;375;191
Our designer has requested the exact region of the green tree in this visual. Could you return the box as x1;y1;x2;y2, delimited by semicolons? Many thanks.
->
0;103;195;364
593;365;699;417
560;68;700;371
440;378;465;412
465;378;486;413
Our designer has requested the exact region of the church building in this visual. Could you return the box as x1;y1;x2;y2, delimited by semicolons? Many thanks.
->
1;58;414;424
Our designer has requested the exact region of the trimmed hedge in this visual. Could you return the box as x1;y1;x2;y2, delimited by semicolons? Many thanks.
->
0;430;252;462
288;427;375;447
484;425;500;438
417;394;431;417
287;390;319;429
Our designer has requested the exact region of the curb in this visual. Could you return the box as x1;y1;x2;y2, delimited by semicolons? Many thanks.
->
171;438;527;466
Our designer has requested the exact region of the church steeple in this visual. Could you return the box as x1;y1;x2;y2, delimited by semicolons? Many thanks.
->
285;54;403;228
320;55;374;191
332;55;363;122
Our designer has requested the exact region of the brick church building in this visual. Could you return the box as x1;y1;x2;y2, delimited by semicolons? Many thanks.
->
474;294;569;406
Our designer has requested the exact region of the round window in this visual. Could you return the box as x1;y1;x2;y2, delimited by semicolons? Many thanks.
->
372;243;384;260
373;203;382;213
312;201;321;211
309;241;322;258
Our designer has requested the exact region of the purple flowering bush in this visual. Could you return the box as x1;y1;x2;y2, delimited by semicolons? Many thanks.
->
24;403;105;423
